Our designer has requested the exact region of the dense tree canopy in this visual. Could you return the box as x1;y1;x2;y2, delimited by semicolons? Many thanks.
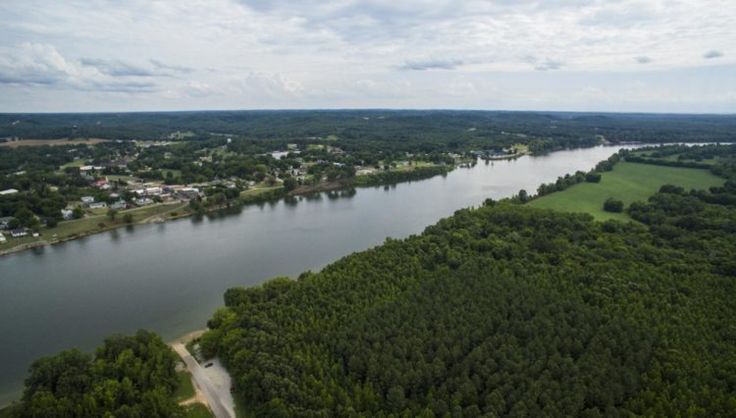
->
9;331;183;418
200;148;736;417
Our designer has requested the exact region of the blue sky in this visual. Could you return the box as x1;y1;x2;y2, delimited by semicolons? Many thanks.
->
0;0;733;113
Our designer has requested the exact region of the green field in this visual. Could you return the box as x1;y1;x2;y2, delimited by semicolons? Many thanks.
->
528;162;724;221
174;370;195;402
59;159;86;170
0;202;188;252
183;403;214;418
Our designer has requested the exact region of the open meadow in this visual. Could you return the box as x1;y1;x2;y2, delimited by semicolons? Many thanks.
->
528;161;724;221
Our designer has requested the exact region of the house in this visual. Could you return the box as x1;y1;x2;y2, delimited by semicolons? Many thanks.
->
0;232;5;243
81;196;95;204
145;187;162;196
110;200;127;210
61;209;74;220
177;187;200;199
135;197;154;206
89;202;108;209
93;178;109;188
0;189;19;196
0;217;14;229
10;228;28;238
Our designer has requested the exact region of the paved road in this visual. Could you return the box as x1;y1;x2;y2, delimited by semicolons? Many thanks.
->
172;343;234;418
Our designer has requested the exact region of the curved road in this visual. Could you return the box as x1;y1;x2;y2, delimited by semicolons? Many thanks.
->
172;343;234;418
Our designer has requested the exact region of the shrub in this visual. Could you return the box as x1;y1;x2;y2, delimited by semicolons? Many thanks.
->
659;184;684;194
603;198;624;213
585;172;602;183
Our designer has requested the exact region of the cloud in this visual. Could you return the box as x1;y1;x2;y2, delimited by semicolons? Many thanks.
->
1;0;735;112
150;59;194;74
398;58;463;71
704;50;724;59
80;58;155;77
0;43;160;93
534;59;564;71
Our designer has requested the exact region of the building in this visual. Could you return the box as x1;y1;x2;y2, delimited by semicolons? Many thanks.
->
93;178;109;188
0;189;19;196
135;197;154;206
89;202;108;209
0;217;14;229
110;200;127;210
61;209;74;220
10;228;28;238
177;187;200;199
81;196;95;204
145;187;162;195
0;232;6;243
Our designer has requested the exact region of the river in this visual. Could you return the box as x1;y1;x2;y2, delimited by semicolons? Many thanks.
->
0;145;635;405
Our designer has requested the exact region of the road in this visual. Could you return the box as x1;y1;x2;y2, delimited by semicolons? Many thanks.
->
172;343;234;418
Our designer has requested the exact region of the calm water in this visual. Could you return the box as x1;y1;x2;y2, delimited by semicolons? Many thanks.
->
0;145;634;405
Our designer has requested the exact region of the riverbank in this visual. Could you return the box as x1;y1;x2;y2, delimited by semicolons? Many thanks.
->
171;329;236;418
0;145;645;408
0;165;452;258
0;202;191;257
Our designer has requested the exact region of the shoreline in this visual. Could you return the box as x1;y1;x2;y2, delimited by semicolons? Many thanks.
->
0;165;453;258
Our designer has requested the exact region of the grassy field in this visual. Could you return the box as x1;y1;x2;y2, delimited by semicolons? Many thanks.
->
240;185;282;197
0;405;15;418
59;159;87;169
174;370;196;402
528;162;724;221
183;403;214;418
0;138;109;147
0;202;188;252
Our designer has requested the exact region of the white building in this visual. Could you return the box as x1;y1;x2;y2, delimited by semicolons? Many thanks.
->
135;197;154;206
61;209;74;220
81;196;95;204
0;189;19;196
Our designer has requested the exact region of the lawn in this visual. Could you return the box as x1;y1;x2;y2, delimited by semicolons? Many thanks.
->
183;403;214;418
528;162;724;221
0;202;188;252
174;370;196;402
0;138;109;148
0;405;15;418
59;159;87;170
240;185;282;197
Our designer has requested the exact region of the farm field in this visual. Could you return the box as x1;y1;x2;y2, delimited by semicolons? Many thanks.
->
0;138;110;147
528;161;724;221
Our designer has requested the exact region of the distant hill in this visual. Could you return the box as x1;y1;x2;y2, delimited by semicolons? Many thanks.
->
1;110;735;144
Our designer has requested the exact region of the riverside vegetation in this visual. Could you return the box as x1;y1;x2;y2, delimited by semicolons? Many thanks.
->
3;110;734;255
192;144;736;417
4;143;736;417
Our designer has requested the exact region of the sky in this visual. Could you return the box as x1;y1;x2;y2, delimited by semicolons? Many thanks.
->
0;0;734;113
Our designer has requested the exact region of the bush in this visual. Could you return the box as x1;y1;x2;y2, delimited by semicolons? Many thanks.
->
603;198;624;213
585;172;602;183
659;184;684;194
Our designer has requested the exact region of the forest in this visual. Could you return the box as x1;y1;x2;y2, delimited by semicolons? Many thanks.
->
2;110;735;153
196;145;736;417
6;145;736;417
5;331;183;418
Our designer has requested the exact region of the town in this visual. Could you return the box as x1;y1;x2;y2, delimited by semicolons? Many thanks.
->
1;134;523;252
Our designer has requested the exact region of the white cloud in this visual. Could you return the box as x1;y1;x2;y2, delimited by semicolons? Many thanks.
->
704;50;724;59
0;0;734;112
